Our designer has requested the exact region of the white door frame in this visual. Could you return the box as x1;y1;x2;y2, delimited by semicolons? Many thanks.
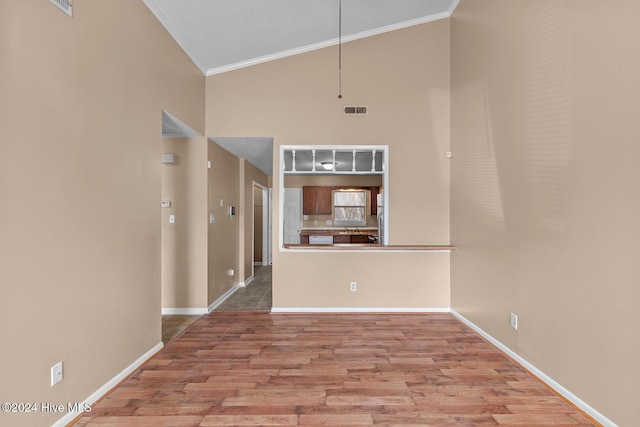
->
252;182;271;271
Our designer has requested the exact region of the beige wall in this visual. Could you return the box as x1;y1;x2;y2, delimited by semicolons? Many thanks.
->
450;1;640;425
161;137;208;310
241;161;269;281
0;1;204;426
207;142;240;304
207;21;451;309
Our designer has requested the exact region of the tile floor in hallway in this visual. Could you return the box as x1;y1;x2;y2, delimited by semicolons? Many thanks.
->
162;265;272;344
215;265;272;311
73;311;596;426
162;315;203;344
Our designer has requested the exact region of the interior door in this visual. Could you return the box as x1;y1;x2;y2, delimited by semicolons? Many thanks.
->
283;188;302;244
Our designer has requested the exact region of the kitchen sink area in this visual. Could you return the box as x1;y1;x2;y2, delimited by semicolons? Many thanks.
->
301;228;379;245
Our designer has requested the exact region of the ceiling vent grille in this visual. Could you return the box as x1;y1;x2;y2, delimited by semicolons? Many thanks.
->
50;0;72;17
344;106;368;116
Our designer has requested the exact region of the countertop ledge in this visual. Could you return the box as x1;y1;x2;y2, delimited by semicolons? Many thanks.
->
283;244;457;252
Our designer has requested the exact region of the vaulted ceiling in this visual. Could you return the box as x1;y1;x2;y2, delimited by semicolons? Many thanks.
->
144;0;459;75
150;0;459;175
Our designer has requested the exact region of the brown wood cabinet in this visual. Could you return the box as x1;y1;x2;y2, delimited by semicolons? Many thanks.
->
367;187;379;216
303;186;332;215
332;235;351;244
350;234;372;244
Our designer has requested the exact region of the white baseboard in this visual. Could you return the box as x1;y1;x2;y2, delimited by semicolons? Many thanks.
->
207;284;241;312
450;310;616;427
244;275;254;286
271;307;451;313
53;342;163;427
161;307;208;315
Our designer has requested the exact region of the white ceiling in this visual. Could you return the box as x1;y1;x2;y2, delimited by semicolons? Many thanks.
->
152;0;459;175
212;137;274;175
144;0;458;75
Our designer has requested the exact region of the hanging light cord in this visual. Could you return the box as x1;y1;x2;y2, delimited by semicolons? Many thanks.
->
338;0;343;99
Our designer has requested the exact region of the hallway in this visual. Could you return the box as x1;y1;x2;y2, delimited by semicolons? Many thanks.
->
215;265;272;311
162;266;272;344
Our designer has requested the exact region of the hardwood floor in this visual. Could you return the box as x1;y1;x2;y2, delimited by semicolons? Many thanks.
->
73;312;596;426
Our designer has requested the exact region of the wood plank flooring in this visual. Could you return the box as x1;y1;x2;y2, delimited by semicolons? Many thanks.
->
73;312;596;426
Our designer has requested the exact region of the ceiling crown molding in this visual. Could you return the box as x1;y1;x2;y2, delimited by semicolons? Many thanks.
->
143;0;208;73
448;0;461;16
205;12;451;76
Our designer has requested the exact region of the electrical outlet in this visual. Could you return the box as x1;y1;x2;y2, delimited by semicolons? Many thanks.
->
510;313;518;330
51;362;63;386
350;282;357;292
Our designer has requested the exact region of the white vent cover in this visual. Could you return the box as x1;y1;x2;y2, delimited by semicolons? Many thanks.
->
344;106;368;115
162;153;176;164
50;0;72;17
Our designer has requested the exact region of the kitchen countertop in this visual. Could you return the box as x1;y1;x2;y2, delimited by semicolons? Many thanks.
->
283;244;456;252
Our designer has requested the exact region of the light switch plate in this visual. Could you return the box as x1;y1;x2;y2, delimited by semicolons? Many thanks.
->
510;313;518;330
51;362;63;386
169;214;176;224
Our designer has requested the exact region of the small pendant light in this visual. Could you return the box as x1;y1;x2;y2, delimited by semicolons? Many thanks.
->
338;0;343;99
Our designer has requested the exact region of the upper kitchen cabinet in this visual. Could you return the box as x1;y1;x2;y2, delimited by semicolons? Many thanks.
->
303;186;332;215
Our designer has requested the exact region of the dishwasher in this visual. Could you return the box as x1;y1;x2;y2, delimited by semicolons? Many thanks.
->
308;235;333;245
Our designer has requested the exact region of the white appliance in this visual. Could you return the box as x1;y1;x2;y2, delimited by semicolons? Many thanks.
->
309;235;333;245
376;192;384;245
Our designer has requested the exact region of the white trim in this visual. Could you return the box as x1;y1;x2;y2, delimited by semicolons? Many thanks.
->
450;310;617;427
279;145;389;251
142;0;206;73
268;188;273;265
448;0;461;15
205;13;450;76
262;184;270;267
161;307;208;315
271;307;450;313
244;275;255;286
52;342;164;427
207;284;242;312
252;181;270;272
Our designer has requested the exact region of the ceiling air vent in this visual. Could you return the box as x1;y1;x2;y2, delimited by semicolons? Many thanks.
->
50;0;72;17
344;106;367;116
